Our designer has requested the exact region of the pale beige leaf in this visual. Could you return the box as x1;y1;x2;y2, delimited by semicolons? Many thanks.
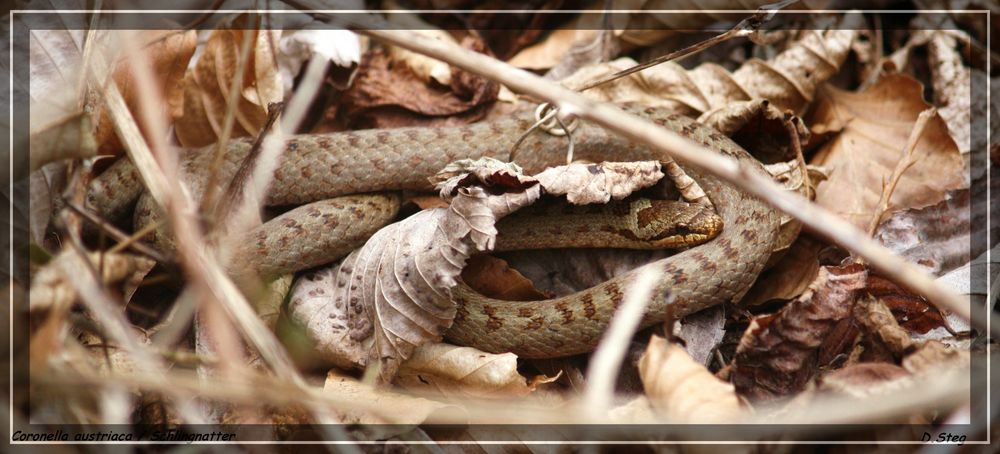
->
323;371;463;425
901;340;970;375
534;161;663;205
608;396;656;423
809;73;964;229
396;343;542;398
639;336;744;423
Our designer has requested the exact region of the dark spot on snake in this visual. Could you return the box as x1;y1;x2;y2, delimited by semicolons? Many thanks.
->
487;318;503;331
587;164;602;174
741;229;758;242
376;131;391;144
455;303;468;322
581;294;597;320
526;316;544;330
605;284;624;308
317;137;332;148
518;307;533;318
287;141;298;151
555;302;574;324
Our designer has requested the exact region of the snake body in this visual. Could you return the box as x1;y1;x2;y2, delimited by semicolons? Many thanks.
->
86;107;780;358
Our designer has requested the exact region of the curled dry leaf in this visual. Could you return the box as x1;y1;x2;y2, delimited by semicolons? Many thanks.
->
730;264;868;402
396;343;553;399
853;293;914;356
558;14;857;118
809;73;964;229
174;23;282;147
323;371;463;425
639;335;744;423
338;36;499;129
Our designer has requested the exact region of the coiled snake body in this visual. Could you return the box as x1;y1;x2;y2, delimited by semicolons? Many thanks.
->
87;107;780;358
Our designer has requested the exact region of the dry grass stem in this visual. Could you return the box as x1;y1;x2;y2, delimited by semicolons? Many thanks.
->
864;107;937;237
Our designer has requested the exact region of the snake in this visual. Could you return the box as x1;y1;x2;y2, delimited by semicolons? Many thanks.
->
85;106;781;358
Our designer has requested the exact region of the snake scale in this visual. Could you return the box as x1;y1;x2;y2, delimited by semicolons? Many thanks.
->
86;106;780;358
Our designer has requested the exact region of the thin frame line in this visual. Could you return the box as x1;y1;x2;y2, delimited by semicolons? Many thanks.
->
6;7;990;446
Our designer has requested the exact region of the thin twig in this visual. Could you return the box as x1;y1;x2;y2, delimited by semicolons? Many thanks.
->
583;266;661;419
864;108;937;238
199;28;257;218
63;200;171;264
90;30;305;385
572;0;793;93
355;28;973;328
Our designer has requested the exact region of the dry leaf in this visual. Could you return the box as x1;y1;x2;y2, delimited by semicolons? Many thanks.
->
338;36;498;129
901;340;970;375
730;264;868;402
927;32;973;156
816;363;913;400
175;23;282;147
809;73;964;228
675;305;727;367
866;276;948;336
558;14;858;117
741;236;824;307
396;343;550;398
27;29;97;171
461;255;549;301
875;189;973;276
853;293;914;356
608;396;657;423
91;30;197;155
534;161;663;205
29;251;155;312
639;335;744;423
323;371;463;425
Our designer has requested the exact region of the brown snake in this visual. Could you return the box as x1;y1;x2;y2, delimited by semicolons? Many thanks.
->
86;107;781;358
